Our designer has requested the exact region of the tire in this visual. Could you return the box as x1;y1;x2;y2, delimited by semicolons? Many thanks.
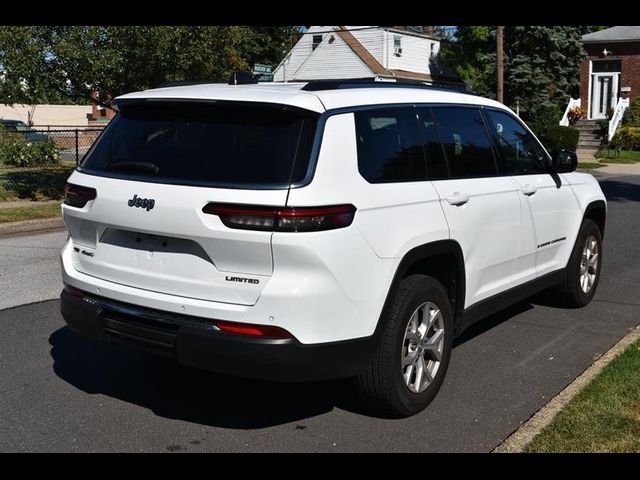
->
357;274;453;418
558;219;603;308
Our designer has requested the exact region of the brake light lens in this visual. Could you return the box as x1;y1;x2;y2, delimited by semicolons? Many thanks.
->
202;203;356;232
64;183;97;208
215;320;292;339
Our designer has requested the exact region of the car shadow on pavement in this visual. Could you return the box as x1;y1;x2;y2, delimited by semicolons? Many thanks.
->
49;299;544;426
49;326;364;429
453;301;534;347
598;178;640;203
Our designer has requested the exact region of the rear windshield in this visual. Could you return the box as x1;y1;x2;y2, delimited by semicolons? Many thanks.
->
80;101;318;188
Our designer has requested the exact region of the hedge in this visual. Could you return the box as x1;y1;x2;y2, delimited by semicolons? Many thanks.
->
0;130;61;167
622;96;640;127
610;127;640;151
528;123;580;152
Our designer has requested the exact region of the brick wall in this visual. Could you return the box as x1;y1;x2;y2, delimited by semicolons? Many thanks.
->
580;41;640;118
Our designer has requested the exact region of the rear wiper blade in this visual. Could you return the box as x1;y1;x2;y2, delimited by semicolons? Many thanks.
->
107;162;159;174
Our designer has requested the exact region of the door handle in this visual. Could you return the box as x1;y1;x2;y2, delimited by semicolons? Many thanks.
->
520;184;537;196
445;192;470;206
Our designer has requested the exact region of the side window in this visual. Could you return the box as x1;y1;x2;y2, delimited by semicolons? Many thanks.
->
354;107;426;183
484;109;547;175
431;107;497;178
416;107;448;179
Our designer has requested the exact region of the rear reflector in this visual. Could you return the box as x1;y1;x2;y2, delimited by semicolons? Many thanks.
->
203;203;356;232
64;183;97;208
215;320;292;339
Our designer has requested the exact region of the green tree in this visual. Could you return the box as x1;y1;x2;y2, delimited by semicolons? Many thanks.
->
441;26;606;121
238;26;301;69
0;26;295;107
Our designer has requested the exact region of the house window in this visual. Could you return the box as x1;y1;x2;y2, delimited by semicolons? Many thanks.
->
430;43;436;59
592;60;621;73
394;35;402;56
312;35;322;51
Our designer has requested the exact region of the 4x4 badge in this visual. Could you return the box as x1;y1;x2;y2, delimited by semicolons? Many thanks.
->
128;194;155;211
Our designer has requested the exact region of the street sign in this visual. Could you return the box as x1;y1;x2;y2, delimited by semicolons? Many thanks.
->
253;64;272;74
254;74;274;82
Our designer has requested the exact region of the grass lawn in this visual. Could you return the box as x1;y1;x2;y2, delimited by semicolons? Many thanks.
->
0;202;61;224
525;338;640;452
595;150;640;164
577;162;604;170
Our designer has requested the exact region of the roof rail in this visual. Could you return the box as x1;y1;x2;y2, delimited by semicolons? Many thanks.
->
301;79;468;95
156;80;224;89
155;71;258;89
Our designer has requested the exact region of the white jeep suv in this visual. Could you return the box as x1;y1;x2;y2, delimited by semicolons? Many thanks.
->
60;79;606;417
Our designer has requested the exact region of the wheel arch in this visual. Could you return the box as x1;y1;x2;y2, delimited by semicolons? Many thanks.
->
584;200;607;238
374;240;466;338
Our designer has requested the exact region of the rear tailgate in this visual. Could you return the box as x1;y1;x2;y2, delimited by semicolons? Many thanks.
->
63;99;319;306
64;173;285;305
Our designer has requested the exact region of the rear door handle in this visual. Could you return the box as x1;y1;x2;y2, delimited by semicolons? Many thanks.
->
520;184;538;196
445;192;470;206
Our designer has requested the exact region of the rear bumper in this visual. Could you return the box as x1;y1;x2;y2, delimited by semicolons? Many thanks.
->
60;289;377;382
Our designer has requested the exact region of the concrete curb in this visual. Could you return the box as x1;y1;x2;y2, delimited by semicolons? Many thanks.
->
0;217;65;238
493;324;640;453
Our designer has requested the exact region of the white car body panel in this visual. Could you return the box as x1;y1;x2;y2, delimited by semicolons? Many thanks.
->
60;82;607;348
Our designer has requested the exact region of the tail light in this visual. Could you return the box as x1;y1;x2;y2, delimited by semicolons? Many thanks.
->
64;183;96;208
215;320;292;339
202;203;356;232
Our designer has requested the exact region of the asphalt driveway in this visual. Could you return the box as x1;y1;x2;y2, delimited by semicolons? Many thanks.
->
0;174;638;452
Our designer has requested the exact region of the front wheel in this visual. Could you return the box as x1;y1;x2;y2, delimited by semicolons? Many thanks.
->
558;219;603;307
357;275;453;417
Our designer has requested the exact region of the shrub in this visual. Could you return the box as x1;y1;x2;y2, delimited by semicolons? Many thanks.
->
0;129;60;167
528;123;580;151
622;96;640;127
610;127;640;151
527;104;564;128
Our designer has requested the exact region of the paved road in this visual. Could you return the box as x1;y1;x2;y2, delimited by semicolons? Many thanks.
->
0;174;639;452
0;230;67;310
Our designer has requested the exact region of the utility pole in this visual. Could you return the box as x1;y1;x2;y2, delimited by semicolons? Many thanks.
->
496;26;504;104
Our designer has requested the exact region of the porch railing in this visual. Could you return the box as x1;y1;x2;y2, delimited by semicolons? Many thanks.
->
559;98;581;126
608;97;630;141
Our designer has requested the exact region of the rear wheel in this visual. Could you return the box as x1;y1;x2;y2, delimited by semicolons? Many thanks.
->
357;275;453;417
558;219;603;307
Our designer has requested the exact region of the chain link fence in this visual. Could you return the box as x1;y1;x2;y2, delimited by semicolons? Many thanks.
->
0;127;104;201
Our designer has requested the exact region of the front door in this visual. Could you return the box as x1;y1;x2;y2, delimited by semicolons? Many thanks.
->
483;108;579;284
591;73;618;119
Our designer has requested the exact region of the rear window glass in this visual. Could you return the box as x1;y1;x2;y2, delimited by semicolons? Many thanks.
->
80;102;318;188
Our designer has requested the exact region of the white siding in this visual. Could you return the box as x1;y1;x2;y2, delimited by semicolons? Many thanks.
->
272;26;441;82
347;26;385;66
293;33;373;81
273;26;333;82
385;31;438;75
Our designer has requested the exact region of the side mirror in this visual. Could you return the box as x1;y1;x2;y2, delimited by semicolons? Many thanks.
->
549;149;578;173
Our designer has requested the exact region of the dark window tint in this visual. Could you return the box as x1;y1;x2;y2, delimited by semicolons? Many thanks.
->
354;107;426;183
80;102;318;188
417;108;448;178
592;60;621;73
484;109;547;175
431;107;496;177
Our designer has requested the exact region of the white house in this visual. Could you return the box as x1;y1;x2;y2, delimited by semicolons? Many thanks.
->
273;26;463;87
